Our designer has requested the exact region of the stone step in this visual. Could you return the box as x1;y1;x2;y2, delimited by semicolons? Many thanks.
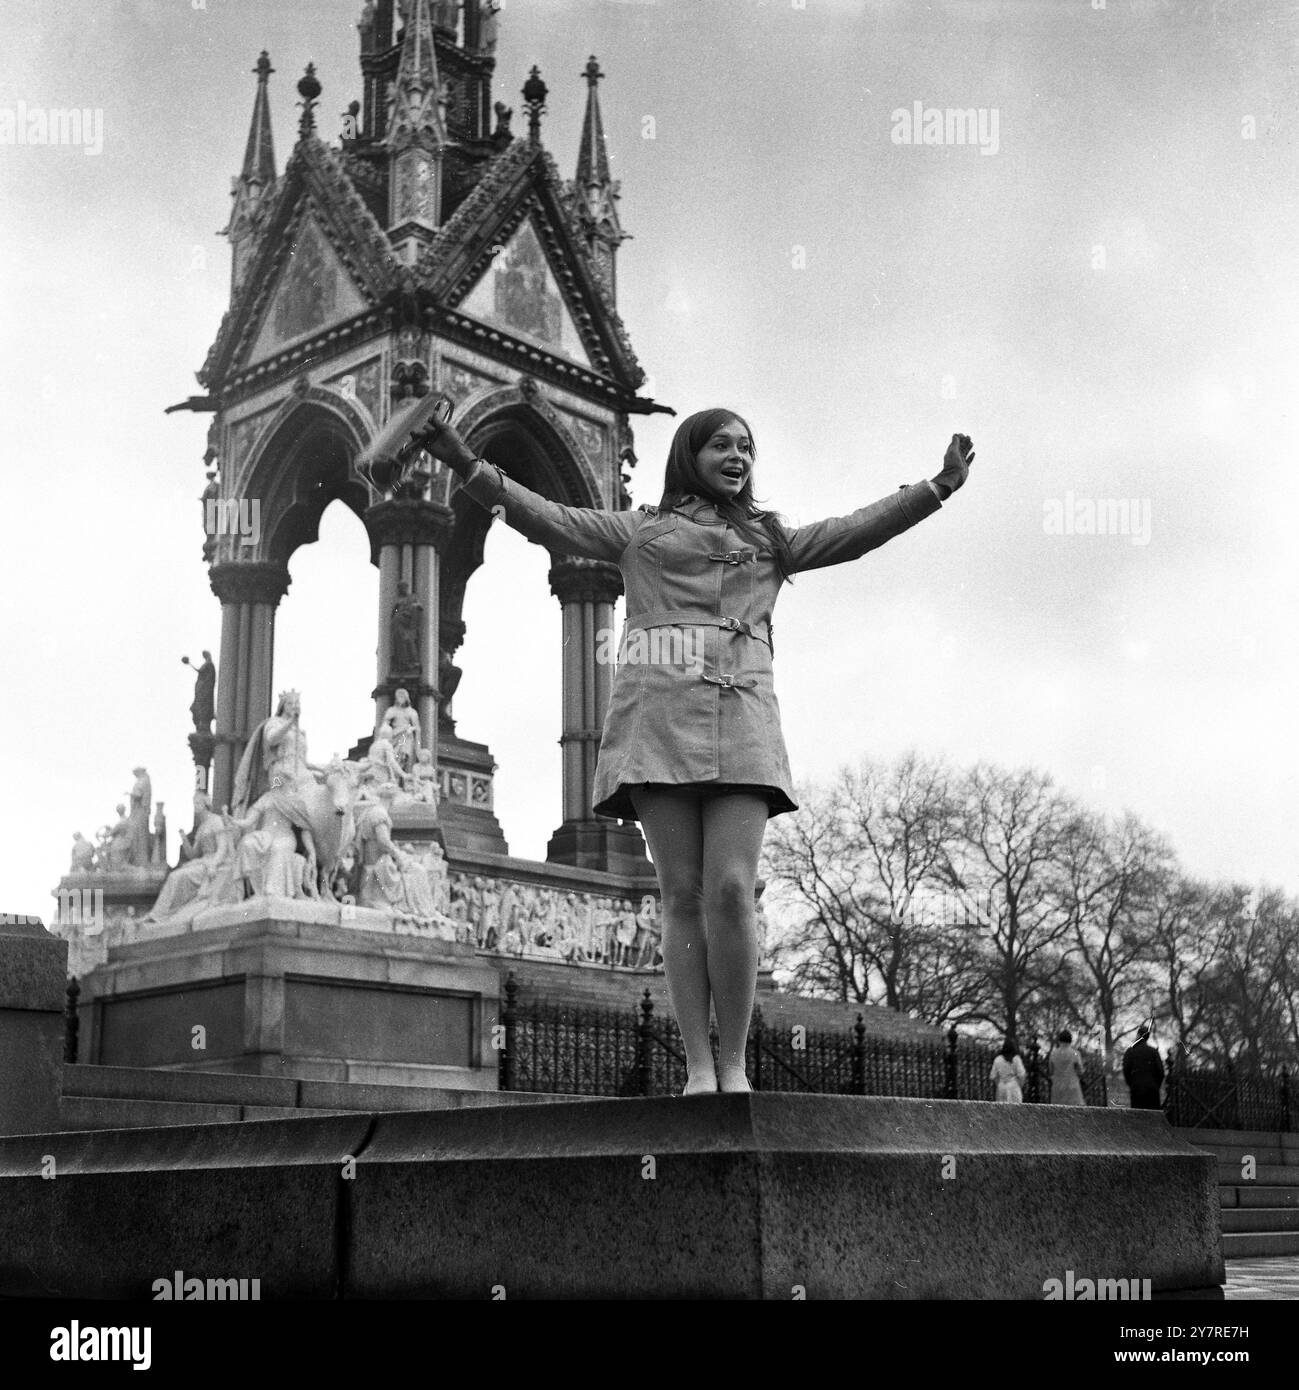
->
1185;1127;1299;1152
58;1096;252;1130
1221;1206;1299;1234
53;1063;602;1131
1218;1184;1299;1209
1202;1144;1293;1167
61;1063;594;1116
62;1064;297;1108
1216;1162;1299;1187
1223;1230;1299;1259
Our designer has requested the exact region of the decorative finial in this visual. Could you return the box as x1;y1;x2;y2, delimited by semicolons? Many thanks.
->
522;65;547;143
582;56;603;89
297;62;322;137
254;51;274;83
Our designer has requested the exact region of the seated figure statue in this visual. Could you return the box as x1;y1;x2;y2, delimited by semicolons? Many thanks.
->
376;688;421;774
403;748;440;804
69;832;97;875
354;783;455;938
224;794;314;901
99;805;133;871
144;790;240;926
364;736;406;792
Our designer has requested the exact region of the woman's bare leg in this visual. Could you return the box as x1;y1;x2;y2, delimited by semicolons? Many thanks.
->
629;787;713;1093
701;793;768;1091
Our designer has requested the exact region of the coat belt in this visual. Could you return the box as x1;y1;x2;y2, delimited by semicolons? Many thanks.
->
624;609;772;650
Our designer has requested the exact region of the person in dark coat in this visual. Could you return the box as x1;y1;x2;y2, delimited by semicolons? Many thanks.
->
415;406;973;1096
1123;1026;1165;1109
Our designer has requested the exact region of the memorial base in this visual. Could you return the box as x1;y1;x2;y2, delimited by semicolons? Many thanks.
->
71;907;502;1090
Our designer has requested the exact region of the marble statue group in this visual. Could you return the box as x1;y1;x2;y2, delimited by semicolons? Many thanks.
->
67;687;665;969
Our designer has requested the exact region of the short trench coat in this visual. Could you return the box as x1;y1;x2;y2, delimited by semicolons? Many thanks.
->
458;460;943;821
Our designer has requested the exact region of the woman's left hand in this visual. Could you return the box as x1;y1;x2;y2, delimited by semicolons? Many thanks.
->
934;434;975;495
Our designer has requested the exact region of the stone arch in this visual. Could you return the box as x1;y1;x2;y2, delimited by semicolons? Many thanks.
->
236;389;375;568
439;385;607;638
432;385;636;869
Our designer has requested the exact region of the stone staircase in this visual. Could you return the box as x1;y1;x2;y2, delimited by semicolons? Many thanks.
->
54;1063;590;1131
1184;1127;1299;1258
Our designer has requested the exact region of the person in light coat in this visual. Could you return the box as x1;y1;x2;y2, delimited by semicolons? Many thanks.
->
992;1037;1027;1103
1047;1028;1086;1105
416;406;973;1095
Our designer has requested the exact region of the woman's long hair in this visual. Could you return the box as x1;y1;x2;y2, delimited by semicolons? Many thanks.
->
657;408;795;582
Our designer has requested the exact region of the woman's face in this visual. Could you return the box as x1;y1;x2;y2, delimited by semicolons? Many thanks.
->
694;417;753;500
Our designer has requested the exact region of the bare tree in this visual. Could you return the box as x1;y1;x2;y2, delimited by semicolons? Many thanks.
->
1144;871;1235;1065
1198;885;1299;1070
937;763;1081;1040
762;753;989;1023
1057;809;1175;1057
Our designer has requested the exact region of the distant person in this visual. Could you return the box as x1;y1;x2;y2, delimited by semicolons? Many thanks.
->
1048;1029;1086;1106
991;1037;1027;1103
1123;1026;1165;1110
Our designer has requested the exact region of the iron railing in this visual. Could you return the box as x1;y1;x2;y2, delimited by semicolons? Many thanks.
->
496;974;1109;1104
1164;1054;1295;1132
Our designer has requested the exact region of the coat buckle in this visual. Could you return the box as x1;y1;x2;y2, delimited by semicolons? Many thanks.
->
703;672;750;690
707;550;747;565
720;616;742;632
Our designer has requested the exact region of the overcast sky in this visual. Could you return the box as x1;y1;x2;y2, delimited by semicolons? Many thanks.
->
1;0;1295;922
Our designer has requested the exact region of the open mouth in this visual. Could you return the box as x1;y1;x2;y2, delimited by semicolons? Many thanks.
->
720;467;745;481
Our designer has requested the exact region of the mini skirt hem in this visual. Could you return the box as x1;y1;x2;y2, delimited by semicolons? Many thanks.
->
593;780;798;823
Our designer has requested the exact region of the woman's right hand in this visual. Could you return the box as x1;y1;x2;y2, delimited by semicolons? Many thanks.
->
416;417;476;473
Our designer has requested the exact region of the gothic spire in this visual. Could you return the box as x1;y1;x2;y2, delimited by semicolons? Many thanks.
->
222;52;279;294
575;56;611;191
242;51;277;186
385;0;446;258
569;56;628;302
385;0;446;151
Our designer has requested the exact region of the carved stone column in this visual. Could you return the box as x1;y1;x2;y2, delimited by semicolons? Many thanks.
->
365;498;454;765
209;561;292;812
545;556;649;873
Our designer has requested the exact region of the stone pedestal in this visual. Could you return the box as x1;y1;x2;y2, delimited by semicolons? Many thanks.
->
435;732;508;855
72;906;502;1090
0;917;68;1137
546;819;650;876
0;1094;1224;1298
50;868;169;979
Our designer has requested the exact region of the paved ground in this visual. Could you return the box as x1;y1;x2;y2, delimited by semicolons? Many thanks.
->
1223;1257;1299;1300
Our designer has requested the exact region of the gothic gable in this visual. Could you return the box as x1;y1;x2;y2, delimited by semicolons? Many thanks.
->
417;140;644;390
457;218;593;369
201;138;399;391
245;213;370;365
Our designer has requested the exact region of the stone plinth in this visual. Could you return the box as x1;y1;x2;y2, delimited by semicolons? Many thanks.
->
0;1094;1223;1298
0;917;68;1136
72;907;503;1090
